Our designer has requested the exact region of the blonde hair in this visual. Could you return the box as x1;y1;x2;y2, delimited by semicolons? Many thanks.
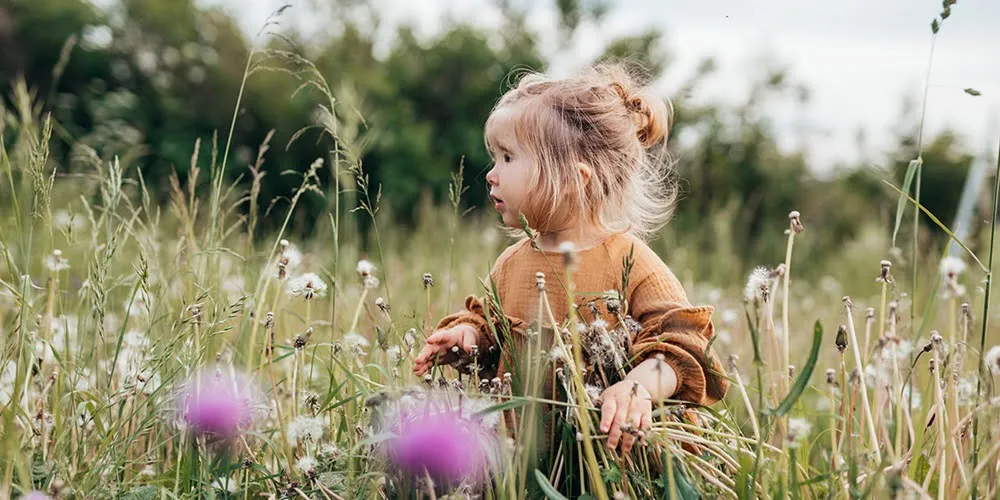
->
484;63;676;243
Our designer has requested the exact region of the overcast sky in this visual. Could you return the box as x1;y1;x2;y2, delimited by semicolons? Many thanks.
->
204;0;1000;174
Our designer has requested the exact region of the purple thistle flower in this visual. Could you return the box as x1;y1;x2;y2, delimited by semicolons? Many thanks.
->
22;492;51;500
388;411;487;483
181;368;255;437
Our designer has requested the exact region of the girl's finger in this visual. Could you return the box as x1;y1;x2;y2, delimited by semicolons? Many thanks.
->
599;398;617;433
607;402;629;449
640;408;652;431
621;426;636;456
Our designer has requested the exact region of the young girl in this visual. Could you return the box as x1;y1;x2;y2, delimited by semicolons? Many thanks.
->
413;64;728;457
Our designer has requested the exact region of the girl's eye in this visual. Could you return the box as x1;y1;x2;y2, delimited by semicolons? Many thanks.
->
503;154;512;163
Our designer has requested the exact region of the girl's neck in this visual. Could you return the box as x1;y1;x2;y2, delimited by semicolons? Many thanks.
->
535;225;613;253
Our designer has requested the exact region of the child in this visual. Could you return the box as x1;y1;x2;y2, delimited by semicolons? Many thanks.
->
413;64;728;457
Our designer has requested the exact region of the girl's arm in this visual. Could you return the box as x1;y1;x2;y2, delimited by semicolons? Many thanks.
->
626;265;729;405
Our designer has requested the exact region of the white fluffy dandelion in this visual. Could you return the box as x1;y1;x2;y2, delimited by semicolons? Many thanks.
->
285;273;328;300
785;418;812;448
743;266;770;302
985;345;1000;376
363;275;380;290
386;346;403;365
940;256;966;280
356;259;376;277
45;250;70;272
288;416;325;445
342;332;369;355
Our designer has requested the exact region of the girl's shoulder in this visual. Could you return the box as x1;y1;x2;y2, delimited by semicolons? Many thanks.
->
492;237;533;270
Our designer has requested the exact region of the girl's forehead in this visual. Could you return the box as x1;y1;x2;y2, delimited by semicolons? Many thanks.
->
485;106;520;150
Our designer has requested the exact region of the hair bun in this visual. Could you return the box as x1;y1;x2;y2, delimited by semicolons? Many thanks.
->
605;68;672;148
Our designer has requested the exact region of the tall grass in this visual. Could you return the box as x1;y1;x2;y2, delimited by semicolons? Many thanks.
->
1;4;998;498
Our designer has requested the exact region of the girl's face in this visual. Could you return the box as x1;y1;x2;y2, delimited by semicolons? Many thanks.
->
485;107;534;228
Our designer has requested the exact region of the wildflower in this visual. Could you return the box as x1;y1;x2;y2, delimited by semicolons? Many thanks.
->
423;273;434;288
45;249;70;272
140;464;155;476
296;456;319;474
286;273;328;300
181;368;256;437
986;345;1000;376
21;492;51;500
363;275;380;290
375;297;390;314
289;416;325;445
342;332;369;356
356;259;376;277
388;411;489;483
743;266;770;302
785;418;811;448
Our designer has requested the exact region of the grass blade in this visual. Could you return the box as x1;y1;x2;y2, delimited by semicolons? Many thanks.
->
535;468;570;500
770;320;822;417
892;159;920;247
883;180;986;271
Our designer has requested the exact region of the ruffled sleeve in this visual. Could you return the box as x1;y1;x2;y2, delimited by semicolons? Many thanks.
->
627;266;728;405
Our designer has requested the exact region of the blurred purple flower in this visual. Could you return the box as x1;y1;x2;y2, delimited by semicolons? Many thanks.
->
182;368;255;437
22;492;51;500
388;411;487;482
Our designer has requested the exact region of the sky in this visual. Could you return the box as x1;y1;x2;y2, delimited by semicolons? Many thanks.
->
203;0;1000;174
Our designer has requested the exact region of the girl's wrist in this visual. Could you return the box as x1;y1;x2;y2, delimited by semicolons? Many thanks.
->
624;357;678;400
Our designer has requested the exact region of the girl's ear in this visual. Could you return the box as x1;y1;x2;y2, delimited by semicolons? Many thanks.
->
577;162;593;186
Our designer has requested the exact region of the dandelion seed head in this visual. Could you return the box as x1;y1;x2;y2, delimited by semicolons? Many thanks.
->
289;416;325;445
744;266;770;302
386;346;403;364
342;332;369;356
785;418;811;448
985;345;1000;376
45;250;70;272
356;259;376;277
940;256;966;280
956;377;976;404
363;275;380;290
296;456;319;473
285;273;328;300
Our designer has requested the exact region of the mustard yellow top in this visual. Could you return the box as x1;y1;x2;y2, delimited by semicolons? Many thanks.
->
436;231;728;406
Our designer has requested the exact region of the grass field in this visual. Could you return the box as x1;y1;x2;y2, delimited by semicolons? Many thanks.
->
2;26;1000;500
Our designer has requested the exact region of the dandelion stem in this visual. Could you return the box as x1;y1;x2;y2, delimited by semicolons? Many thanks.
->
844;298;882;463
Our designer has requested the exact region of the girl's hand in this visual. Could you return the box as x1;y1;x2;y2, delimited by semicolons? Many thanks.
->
598;380;652;456
412;324;479;376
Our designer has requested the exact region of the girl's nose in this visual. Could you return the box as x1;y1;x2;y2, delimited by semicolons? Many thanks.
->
486;166;499;186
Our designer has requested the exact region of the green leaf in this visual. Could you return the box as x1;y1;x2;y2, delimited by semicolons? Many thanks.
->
601;462;623;484
670;461;701;500
534;468;570;500
891;159;920;248
473;398;528;418
963;88;982;96
121;486;159;500
770;320;822;417
884;180;987;271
